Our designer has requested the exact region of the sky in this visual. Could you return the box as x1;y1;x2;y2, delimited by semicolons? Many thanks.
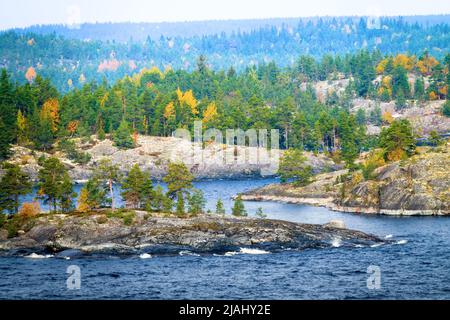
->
1;0;450;30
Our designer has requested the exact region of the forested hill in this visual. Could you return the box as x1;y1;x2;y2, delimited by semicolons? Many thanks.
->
10;15;450;41
0;16;449;91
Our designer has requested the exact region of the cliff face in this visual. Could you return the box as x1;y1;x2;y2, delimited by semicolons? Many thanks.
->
242;145;450;215
6;135;339;181
0;212;382;255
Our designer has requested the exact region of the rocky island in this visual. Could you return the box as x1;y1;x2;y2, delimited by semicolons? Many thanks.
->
0;211;383;256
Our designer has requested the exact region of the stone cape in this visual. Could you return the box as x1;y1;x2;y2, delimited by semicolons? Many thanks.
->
0;212;382;255
241;145;450;216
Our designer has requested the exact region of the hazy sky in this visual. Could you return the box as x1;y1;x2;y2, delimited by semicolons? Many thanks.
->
1;0;450;30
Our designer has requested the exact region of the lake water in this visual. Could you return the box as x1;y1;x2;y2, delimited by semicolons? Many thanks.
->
1;178;450;299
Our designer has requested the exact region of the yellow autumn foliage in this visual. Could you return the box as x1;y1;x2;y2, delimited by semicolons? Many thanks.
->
416;56;439;75
41;98;60;132
375;59;389;74
203;102;218;124
382;111;394;124
77;188;91;213
393;54;415;71
176;88;199;115
164;102;175;119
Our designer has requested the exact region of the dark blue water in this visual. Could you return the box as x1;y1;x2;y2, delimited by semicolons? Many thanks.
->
1;178;450;299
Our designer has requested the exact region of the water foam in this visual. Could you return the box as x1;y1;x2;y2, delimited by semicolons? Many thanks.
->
239;248;270;255
331;238;342;248
24;253;54;259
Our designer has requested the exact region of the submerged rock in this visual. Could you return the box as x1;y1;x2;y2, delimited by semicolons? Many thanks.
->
0;212;382;256
325;220;346;229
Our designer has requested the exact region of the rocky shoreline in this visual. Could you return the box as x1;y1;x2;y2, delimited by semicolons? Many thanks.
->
0;211;383;256
241;146;450;216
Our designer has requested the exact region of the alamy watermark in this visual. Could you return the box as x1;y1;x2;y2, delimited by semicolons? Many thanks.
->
66;265;81;290
170;121;281;176
367;265;381;290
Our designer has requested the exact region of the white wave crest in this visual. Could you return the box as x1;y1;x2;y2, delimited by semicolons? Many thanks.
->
385;234;393;239
239;248;270;255
224;251;239;256
24;253;54;259
179;250;200;257
139;253;152;259
395;240;408;245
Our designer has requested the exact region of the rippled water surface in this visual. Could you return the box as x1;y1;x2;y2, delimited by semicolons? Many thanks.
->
1;178;450;299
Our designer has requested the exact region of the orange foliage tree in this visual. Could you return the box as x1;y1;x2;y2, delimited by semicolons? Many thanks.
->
19;202;41;218
25;66;36;83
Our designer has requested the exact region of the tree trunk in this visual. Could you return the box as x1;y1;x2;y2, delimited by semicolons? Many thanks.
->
109;180;115;211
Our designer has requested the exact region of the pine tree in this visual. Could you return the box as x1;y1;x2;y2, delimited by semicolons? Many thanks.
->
59;173;76;213
0;118;12;160
0;69;17;159
338;112;360;168
37;157;72;212
121;164;153;209
442;100;450;117
0;163;32;214
395;89;407;110
392;65;410;98
414;77;425;101
278;149;313;186
113;118;134;149
150;185;168;212
187;189;206;216
232;195;247;217
175;191;185;216
84;177;109;209
379;119;416;161
163;162;193;199
93;159;121;211
215;199;226;215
